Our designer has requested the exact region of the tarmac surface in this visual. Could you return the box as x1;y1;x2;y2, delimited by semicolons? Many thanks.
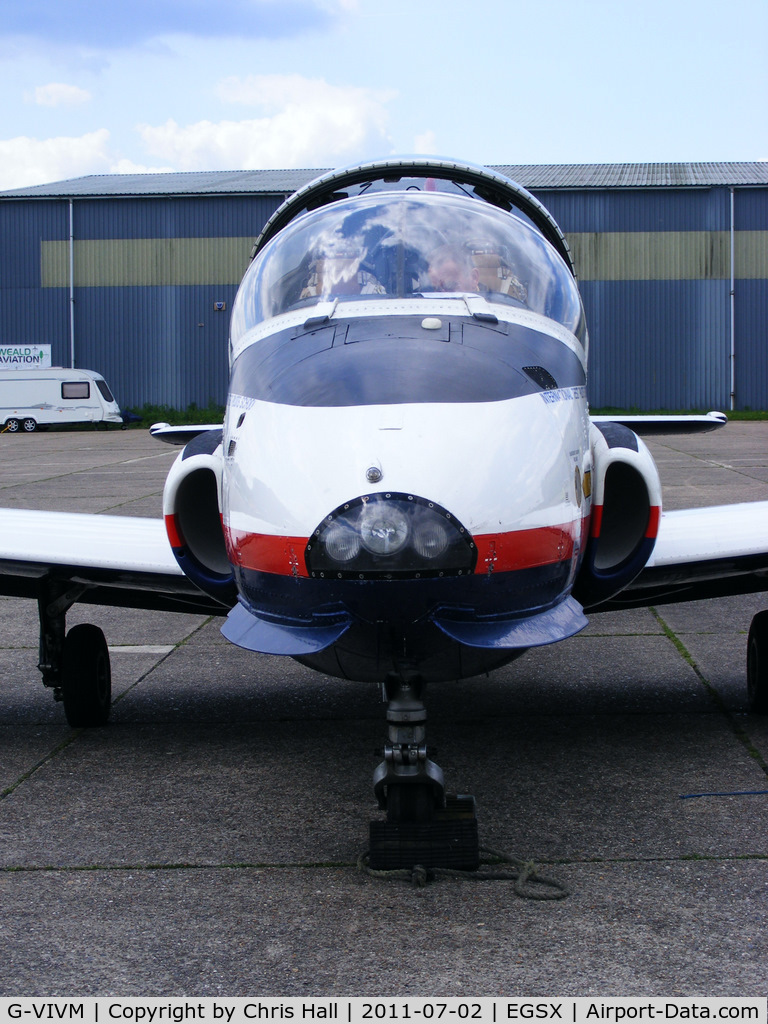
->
1;423;767;997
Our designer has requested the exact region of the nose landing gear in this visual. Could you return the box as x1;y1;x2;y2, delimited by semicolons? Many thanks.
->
369;671;480;871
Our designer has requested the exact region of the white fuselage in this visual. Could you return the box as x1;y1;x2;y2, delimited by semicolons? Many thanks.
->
222;299;591;606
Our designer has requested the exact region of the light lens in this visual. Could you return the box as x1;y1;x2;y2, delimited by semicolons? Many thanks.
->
306;493;476;579
323;521;361;562
413;521;449;559
360;506;409;555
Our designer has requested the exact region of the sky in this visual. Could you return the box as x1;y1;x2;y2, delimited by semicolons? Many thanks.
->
0;0;766;191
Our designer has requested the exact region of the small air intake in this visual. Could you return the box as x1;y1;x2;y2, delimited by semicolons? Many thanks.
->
523;365;558;391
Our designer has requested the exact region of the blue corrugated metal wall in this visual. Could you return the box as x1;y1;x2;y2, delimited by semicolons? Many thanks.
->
70;195;282;408
577;279;730;409
69;285;236;408
0;195;282;409
536;186;730;232
732;190;768;410
533;185;767;410
0;200;70;371
0;186;766;410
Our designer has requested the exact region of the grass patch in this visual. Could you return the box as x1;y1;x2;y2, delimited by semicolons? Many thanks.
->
123;401;225;428
590;406;768;420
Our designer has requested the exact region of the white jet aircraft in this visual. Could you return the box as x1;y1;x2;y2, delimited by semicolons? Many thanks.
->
2;158;768;869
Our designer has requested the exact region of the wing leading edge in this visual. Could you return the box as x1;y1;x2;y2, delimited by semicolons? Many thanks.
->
600;501;768;609
0;508;223;614
591;411;728;435
2;500;767;616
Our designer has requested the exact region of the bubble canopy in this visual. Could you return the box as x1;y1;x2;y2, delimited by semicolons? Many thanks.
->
230;191;586;346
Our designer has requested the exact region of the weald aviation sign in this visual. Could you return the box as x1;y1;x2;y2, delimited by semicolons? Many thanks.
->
0;345;52;367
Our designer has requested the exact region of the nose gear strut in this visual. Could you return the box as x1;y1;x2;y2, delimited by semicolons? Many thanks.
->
369;670;480;870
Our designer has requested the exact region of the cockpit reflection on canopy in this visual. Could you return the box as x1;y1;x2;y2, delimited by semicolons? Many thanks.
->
230;191;586;346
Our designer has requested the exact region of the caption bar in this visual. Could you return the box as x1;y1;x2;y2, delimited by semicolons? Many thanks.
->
0;1000;765;1024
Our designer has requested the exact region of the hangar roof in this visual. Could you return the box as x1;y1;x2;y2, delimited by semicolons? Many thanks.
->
0;168;327;199
495;162;768;188
1;162;767;199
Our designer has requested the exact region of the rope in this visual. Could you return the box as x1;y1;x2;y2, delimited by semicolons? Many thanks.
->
679;790;768;799
357;845;570;899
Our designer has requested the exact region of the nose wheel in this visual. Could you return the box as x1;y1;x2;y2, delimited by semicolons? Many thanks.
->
369;671;479;870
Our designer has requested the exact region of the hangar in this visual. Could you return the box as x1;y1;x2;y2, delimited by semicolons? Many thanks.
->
0;162;766;412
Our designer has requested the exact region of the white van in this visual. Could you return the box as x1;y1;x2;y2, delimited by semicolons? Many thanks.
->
0;368;123;433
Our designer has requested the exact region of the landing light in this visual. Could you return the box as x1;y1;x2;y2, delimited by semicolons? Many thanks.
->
360;506;409;555
306;493;476;580
323;521;361;562
413;521;449;560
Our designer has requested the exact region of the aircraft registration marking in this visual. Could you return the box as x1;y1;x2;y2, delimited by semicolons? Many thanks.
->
540;386;587;404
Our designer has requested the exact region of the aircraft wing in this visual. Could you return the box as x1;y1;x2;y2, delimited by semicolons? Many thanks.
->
590;411;727;434
149;422;223;446
0;508;224;614
600;501;768;609
1;500;766;618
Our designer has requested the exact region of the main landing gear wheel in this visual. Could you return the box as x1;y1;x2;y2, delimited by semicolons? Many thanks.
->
747;611;768;714
61;623;112;727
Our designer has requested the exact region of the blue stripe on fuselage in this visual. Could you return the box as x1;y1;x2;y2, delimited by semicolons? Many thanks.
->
229;315;585;408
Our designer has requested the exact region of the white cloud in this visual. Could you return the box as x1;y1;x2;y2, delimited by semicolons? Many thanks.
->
0;73;396;191
413;130;438;155
216;73;395;121
319;0;358;10
32;82;92;107
0;129;112;190
108;157;176;174
137;74;395;170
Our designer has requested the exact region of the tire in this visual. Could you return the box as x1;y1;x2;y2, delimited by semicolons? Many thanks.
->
746;611;768;714
5;418;20;433
22;418;37;432
61;623;112;727
386;783;435;823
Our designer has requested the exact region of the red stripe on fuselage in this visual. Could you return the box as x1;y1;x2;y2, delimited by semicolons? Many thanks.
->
225;527;310;577
590;505;603;539
164;513;184;550
589;505;661;541
473;521;582;574
224;521;587;578
646;505;661;538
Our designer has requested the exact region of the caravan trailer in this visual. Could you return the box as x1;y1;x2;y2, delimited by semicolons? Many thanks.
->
0;368;123;432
